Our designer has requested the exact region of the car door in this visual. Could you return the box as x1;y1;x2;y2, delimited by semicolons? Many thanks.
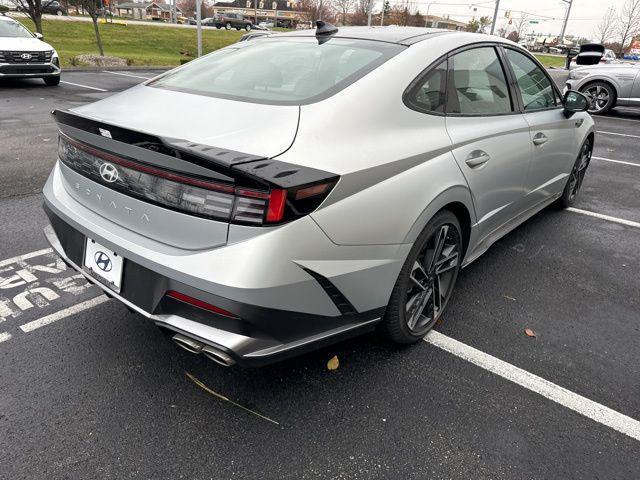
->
501;47;576;208
444;45;532;242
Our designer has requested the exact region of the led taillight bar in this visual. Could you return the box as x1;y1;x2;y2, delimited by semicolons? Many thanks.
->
59;133;288;225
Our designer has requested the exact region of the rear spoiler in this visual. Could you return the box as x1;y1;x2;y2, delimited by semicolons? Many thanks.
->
51;109;337;189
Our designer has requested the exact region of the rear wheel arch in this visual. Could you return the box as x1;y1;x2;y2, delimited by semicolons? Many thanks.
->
403;186;475;255
442;201;471;260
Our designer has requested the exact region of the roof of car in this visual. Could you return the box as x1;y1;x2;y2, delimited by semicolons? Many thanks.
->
276;26;454;45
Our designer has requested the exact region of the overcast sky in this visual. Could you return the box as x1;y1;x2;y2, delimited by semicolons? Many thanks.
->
378;0;630;40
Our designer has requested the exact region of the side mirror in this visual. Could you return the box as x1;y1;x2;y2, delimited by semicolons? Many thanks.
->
563;90;589;117
34;32;44;40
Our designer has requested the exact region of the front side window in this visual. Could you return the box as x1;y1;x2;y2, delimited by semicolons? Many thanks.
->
149;38;404;105
505;49;558;111
448;47;512;115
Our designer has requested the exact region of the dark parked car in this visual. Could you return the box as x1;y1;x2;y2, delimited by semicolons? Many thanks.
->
211;13;252;31
42;1;67;15
16;1;66;15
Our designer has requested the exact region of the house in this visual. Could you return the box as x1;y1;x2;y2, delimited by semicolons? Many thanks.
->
423;15;465;31
212;0;306;28
116;2;182;21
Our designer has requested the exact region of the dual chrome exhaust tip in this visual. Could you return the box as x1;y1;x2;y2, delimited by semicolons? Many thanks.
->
172;333;236;367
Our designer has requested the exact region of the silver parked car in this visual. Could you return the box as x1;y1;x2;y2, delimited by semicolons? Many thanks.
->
42;24;594;367
566;62;640;114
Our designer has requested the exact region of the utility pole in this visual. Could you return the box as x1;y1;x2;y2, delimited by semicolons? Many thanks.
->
367;0;373;26
196;0;202;57
254;0;258;25
380;4;384;26
490;0;500;35
558;0;573;44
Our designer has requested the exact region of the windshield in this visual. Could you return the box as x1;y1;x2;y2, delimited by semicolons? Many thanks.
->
149;37;404;105
0;20;34;38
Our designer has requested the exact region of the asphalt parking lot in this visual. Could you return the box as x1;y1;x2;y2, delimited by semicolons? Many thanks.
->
1;70;639;479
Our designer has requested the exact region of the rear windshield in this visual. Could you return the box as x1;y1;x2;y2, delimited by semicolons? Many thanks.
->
149;37;404;105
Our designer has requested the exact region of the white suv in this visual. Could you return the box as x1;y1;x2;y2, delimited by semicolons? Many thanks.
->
0;14;60;85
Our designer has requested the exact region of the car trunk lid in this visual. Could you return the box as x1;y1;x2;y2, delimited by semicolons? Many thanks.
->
53;86;300;249
575;43;606;65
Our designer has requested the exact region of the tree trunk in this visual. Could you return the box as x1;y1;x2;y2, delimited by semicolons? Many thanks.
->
29;9;43;34
91;16;105;56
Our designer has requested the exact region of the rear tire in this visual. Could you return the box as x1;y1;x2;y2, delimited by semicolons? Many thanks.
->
382;210;462;344
556;139;592;208
580;81;615;115
43;76;60;86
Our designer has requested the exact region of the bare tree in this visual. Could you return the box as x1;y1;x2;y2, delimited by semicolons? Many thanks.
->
297;0;335;23
496;24;509;38
334;0;354;24
594;7;617;44
81;0;104;56
616;0;640;56
512;12;529;42
10;0;52;33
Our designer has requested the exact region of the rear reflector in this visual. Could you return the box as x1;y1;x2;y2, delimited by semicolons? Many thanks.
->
266;189;287;223
166;290;239;319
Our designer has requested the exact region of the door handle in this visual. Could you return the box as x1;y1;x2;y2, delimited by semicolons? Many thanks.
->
465;150;490;168
533;133;548;146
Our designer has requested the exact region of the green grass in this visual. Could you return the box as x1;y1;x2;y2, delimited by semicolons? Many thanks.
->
534;54;567;69
20;18;244;66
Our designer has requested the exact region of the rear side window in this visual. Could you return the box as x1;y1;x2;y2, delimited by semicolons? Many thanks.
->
149;38;404;105
405;60;447;113
447;47;512;115
505;49;558;110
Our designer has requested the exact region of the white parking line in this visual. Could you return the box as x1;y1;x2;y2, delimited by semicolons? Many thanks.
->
5;271;639;442
425;331;640;442
567;208;640;228
592;156;640;167
102;71;152;80
19;296;108;333
0;247;52;268
60;81;108;92
597;131;640;139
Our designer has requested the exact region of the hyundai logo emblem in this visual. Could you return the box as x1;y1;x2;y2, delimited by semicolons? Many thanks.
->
94;251;112;272
99;162;119;183
20;53;32;60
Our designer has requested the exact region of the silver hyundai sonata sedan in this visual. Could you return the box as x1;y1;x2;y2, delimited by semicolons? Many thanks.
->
42;24;594;366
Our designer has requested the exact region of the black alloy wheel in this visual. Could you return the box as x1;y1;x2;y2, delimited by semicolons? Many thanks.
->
383;210;462;343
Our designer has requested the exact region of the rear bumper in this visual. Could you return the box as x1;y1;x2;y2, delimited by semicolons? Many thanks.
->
44;208;384;366
42;162;408;365
0;63;61;78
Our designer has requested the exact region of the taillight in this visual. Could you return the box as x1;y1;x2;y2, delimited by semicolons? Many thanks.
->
58;133;338;226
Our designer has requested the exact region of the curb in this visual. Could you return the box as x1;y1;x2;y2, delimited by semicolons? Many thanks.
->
62;66;173;72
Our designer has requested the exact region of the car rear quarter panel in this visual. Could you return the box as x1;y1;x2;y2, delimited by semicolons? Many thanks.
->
276;33;480;247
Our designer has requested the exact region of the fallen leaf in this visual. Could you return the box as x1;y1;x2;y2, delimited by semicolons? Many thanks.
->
327;355;339;371
503;295;516;301
524;328;536;338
